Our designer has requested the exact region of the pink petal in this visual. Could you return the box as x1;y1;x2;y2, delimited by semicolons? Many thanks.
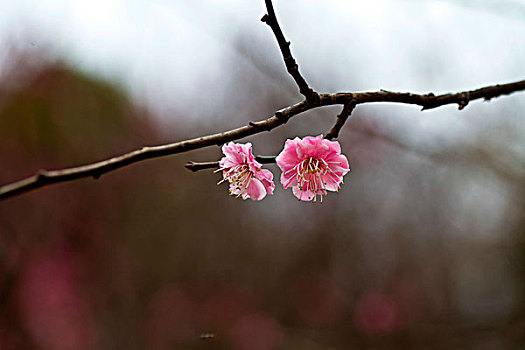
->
321;174;341;191
310;137;330;159
222;142;246;165
326;154;350;174
256;168;273;181
326;139;341;155
221;142;238;159
246;178;267;201
296;137;317;159
276;139;302;170
240;143;255;162
303;135;323;143
260;180;275;195
280;172;298;189
276;151;299;171
220;158;238;169
254;169;275;194
292;186;315;201
255;169;275;194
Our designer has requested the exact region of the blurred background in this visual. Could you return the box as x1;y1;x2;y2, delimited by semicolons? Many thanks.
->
0;0;524;349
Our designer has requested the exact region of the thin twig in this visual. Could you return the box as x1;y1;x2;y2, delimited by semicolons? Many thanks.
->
261;0;319;101
185;155;277;172
1;80;524;201
325;101;357;140
184;161;220;172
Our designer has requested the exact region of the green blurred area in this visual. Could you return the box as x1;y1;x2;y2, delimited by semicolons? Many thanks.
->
0;50;524;350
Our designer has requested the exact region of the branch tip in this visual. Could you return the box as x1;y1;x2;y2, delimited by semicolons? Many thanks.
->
262;0;318;100
184;162;196;172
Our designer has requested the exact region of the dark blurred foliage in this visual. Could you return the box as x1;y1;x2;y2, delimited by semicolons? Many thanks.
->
0;43;524;350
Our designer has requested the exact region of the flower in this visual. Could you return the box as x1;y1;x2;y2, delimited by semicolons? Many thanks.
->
217;142;275;200
276;135;350;202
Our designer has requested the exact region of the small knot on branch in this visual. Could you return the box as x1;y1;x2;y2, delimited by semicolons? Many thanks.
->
275;111;288;123
249;120;272;131
419;92;437;110
36;169;48;181
458;92;470;110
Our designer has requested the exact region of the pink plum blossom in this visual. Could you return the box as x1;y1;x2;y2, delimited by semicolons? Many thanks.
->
276;135;350;202
217;142;275;200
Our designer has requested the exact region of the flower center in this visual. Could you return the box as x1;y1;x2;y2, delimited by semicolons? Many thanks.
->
284;157;342;203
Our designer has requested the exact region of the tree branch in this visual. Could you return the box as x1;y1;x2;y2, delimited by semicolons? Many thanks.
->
261;0;319;101
185;155;276;172
325;101;357;140
1;80;524;201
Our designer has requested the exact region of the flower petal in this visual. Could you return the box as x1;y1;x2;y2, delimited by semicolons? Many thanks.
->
276;139;302;170
246;178;267;200
255;169;275;194
326;154;350;175
296;137;318;159
322;173;341;191
221;142;244;165
292;186;315;201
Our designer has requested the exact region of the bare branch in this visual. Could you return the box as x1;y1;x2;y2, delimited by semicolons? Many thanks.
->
325;101;357;140
261;0;319;101
1;80;524;201
185;155;276;172
184;161;220;172
185;79;525;171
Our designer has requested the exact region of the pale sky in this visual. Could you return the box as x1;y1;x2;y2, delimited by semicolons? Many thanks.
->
1;0;523;112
